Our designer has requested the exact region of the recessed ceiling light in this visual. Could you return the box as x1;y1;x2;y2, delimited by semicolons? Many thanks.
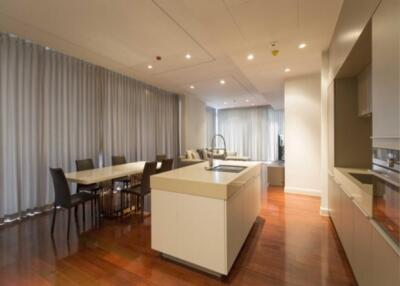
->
251;103;255;106
245;99;249;102
223;102;227;105
190;85;195;89
147;65;153;69
220;79;226;85
284;68;291;73
298;43;307;49
247;54;254;60
185;53;192;59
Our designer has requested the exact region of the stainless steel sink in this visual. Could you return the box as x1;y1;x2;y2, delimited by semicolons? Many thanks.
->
349;173;373;184
208;165;247;173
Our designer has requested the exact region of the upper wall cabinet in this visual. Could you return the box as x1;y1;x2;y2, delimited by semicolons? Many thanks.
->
372;0;400;147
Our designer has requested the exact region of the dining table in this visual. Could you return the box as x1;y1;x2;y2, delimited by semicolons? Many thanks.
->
65;161;161;218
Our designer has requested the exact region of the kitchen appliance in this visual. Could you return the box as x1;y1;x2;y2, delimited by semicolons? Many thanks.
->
371;148;400;246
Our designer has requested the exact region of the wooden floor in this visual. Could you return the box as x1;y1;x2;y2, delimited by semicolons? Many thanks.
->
0;187;357;286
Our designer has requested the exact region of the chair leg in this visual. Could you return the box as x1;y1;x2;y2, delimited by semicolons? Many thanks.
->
51;205;57;235
91;199;94;227
140;196;144;222
74;205;80;234
120;190;124;216
82;203;86;231
67;208;71;240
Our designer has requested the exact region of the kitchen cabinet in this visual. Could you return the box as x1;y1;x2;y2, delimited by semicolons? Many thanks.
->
357;64;372;117
340;189;355;264
352;203;373;286
372;0;400;144
370;224;400;286
330;170;400;286
328;175;341;233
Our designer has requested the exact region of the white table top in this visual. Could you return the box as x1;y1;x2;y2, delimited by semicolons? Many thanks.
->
65;161;161;185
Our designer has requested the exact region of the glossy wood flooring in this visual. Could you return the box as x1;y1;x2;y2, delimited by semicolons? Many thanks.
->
0;187;357;285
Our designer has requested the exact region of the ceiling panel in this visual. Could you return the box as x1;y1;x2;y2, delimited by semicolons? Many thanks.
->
0;0;343;109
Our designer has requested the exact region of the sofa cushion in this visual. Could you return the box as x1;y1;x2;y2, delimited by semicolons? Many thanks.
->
186;150;200;160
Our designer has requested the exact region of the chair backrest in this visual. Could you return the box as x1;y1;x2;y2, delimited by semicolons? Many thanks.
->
141;161;157;195
49;168;71;208
112;155;127;166
159;159;174;173
76;158;95;171
156;154;167;162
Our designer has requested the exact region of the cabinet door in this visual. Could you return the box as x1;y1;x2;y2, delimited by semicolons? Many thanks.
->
328;175;341;230
372;0;400;140
340;190;355;265
352;205;373;286
371;225;399;286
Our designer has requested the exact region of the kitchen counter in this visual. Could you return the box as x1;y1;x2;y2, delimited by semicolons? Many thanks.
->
151;160;261;276
334;167;373;216
151;160;261;200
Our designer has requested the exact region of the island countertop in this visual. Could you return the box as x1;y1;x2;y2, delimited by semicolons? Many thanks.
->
150;160;261;200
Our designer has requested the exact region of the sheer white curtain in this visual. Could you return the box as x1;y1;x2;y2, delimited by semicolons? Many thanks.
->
0;34;101;220
102;70;178;165
206;106;216;146
217;106;284;161
0;34;179;222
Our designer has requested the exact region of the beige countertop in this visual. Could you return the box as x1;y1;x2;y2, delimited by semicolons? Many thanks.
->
334;167;373;217
150;160;261;200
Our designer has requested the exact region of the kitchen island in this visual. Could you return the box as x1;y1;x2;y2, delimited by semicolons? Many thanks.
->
150;160;261;276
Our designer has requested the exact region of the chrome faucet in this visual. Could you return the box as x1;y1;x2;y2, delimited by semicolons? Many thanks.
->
209;134;227;168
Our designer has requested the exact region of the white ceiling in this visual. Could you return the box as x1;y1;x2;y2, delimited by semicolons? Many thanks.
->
0;0;343;109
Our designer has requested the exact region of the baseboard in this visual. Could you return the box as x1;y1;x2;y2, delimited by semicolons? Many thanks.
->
319;207;330;216
284;186;321;197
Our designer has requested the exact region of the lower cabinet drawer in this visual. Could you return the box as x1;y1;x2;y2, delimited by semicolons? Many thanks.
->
352;205;373;286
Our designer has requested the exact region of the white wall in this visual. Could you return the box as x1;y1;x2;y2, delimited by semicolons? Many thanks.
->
180;94;207;152
284;74;322;196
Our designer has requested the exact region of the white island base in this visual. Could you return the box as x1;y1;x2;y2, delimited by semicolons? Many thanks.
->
151;161;261;276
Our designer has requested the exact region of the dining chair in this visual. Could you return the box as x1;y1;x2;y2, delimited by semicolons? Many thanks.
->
125;161;157;222
49;168;98;240
158;158;174;173
156;154;167;162
75;158;102;223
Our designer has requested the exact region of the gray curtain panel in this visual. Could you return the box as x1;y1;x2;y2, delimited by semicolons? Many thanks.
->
0;34;179;221
217;106;284;161
206;106;216;146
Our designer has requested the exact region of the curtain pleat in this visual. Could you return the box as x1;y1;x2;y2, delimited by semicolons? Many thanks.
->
0;33;179;221
217;106;284;161
206;106;216;146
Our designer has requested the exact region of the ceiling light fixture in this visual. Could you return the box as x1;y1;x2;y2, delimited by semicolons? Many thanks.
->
247;54;254;60
190;85;195;89
298;43;307;49
185;53;192;59
223;102;227;105
284;68;291;73
251;103;255;106
220;79;226;85
147;65;153;69
245;99;249;102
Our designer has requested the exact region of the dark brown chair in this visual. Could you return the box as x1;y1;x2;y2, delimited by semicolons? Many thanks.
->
125;161;157;222
75;159;102;221
49;168;98;240
111;155;130;185
156;154;167;162
158;158;174;173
